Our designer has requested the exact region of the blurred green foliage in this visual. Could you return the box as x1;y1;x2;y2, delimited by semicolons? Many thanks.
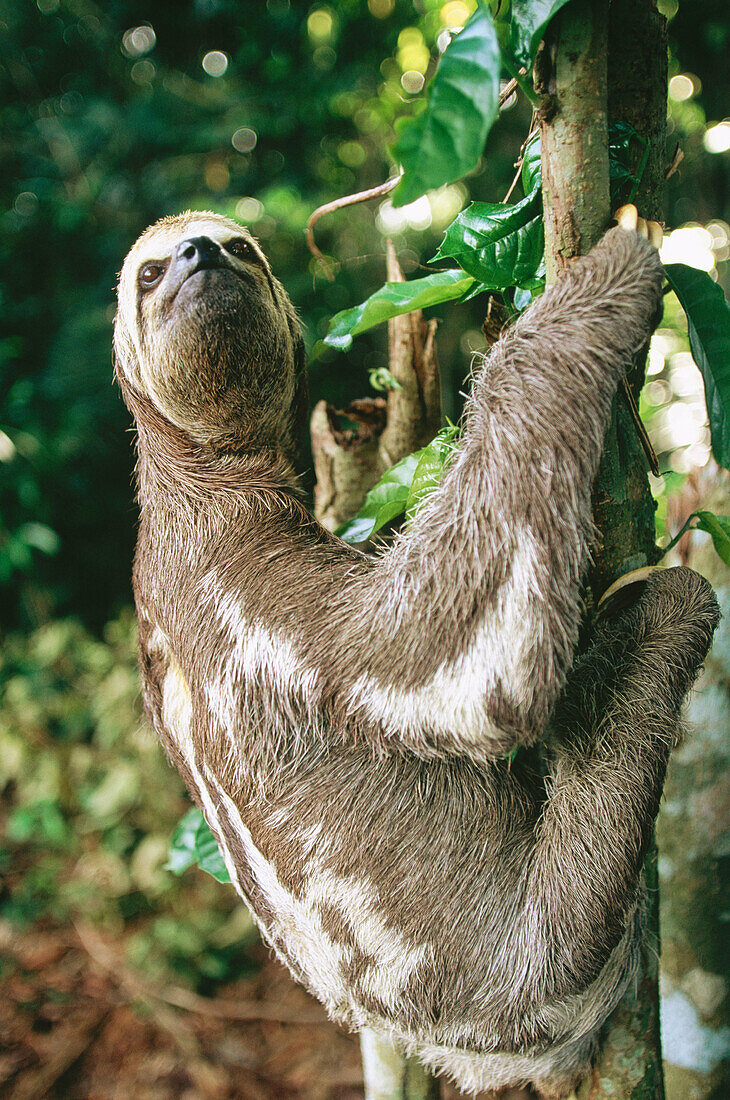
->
0;609;257;987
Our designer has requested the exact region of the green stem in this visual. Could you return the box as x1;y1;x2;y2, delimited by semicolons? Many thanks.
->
501;55;541;107
662;513;697;556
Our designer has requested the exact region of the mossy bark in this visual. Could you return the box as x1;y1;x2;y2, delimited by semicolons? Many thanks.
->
540;1;668;1098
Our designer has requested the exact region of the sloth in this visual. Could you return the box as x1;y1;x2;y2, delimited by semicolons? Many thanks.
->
114;209;719;1097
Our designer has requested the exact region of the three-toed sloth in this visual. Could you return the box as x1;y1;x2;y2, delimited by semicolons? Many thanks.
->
115;210;718;1097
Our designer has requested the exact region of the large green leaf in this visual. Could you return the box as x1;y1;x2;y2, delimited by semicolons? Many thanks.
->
166;807;200;875
695;511;730;566
391;6;501;208
510;0;574;67
664;263;730;469
167;807;231;884
324;269;475;351
337;452;420;544
432;190;544;289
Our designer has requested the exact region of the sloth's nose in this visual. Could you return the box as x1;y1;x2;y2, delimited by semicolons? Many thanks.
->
176;236;222;269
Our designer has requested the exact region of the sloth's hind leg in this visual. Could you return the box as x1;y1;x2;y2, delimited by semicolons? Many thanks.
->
522;568;719;1001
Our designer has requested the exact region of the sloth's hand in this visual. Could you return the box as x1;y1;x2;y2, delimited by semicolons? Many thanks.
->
614;202;663;250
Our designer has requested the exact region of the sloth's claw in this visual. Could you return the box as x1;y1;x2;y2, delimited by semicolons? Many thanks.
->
597;565;664;620
614;204;663;251
615;203;639;232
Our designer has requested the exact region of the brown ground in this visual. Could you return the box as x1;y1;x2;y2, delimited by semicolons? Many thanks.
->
0;919;533;1100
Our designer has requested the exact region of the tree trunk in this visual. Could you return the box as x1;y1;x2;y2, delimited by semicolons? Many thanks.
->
540;1;668;1097
360;1031;441;1100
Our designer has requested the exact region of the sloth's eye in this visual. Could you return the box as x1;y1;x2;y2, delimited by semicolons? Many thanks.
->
226;238;259;262
139;263;165;289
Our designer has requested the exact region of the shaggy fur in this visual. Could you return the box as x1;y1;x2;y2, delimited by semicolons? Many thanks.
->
115;212;719;1097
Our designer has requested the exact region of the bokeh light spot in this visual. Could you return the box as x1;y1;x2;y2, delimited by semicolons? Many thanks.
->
122;25;156;58
232;127;257;153
441;1;474;29
401;70;425;94
308;9;335;42
668;74;695;102
368;0;394;16
202;51;228;77
704;121;730;154
660;226;715;272
14;191;38;217
235;197;264;222
131;60;155;85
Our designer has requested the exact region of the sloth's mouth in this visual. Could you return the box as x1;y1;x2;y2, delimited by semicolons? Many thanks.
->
174;264;247;304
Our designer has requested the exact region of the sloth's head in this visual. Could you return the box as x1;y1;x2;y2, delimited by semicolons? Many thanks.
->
114;211;305;456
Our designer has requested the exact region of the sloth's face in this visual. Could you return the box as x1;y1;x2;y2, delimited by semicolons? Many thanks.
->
114;211;301;450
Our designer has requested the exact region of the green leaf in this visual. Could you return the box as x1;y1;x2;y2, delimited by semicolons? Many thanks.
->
166;807;203;875
167;807;230;883
391;6;501;208
195;818;231;883
324;269;475;351
368;367;402;393
405;426;460;519
664;263;730;469
521;131;542;194
694;511;730;566
513;285;534;311
17;522;60;556
432;190;544;290
337;427;461;544
510;0;574;67
337;452;420;543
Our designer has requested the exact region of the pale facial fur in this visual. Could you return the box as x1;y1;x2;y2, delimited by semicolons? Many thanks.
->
115;212;719;1098
115;211;302;453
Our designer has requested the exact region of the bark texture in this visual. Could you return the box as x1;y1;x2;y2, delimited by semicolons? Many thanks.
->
589;0;669;598
539;1;668;1098
539;0;610;282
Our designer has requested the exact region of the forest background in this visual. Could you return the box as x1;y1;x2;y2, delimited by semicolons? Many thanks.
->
1;1;729;1097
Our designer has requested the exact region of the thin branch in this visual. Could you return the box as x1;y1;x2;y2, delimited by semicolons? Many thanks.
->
621;377;661;476
664;145;684;180
503;121;539;204
306;175;402;279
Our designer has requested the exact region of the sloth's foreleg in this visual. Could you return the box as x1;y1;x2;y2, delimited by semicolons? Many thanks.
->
338;225;664;759
521;566;719;1001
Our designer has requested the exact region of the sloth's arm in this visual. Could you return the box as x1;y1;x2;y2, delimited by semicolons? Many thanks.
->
516;567;718;999
315;226;664;759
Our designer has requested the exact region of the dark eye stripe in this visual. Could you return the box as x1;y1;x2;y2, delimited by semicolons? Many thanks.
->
225;237;263;264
